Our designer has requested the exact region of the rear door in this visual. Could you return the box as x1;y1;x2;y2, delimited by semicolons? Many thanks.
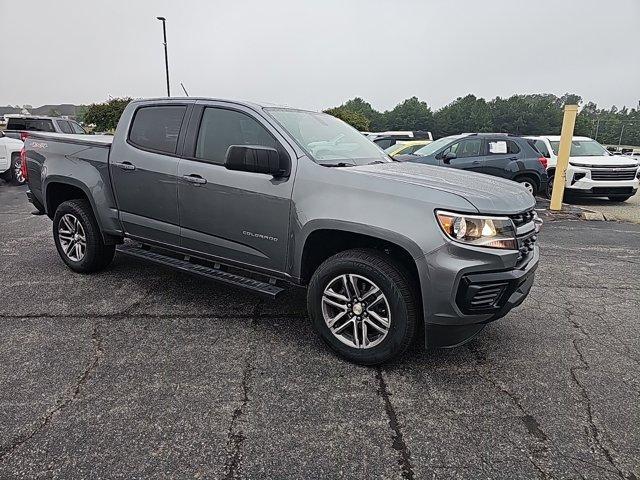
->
177;101;295;273
109;103;190;245
477;138;521;178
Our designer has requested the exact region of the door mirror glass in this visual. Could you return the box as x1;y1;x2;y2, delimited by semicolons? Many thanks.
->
443;151;457;163
225;145;290;177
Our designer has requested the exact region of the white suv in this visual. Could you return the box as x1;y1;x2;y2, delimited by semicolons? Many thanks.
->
526;136;639;202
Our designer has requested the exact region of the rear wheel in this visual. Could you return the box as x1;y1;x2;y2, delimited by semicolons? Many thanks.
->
307;249;417;365
515;175;538;196
10;154;25;185
545;173;554;199
53;199;115;273
608;195;633;202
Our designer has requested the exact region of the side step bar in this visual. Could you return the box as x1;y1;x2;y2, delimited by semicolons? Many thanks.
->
116;243;285;299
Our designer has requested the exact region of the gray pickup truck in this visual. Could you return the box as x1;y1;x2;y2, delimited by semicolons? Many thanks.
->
23;98;540;364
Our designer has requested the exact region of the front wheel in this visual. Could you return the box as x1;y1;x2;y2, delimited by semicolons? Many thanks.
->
307;249;417;365
53;199;115;273
608;195;633;202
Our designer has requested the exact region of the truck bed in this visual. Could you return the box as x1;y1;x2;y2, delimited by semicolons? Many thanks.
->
26;132;114;148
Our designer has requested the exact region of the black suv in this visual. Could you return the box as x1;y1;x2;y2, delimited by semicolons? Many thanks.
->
395;133;548;196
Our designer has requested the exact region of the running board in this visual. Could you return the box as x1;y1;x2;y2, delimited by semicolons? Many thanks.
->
116;243;285;298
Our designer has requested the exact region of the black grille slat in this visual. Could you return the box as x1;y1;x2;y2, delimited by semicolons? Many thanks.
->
590;170;636;181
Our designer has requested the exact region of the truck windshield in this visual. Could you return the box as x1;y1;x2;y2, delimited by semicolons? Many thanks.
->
266;109;390;166
549;140;609;157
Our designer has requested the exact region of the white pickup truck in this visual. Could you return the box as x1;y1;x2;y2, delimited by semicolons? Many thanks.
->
0;131;25;185
526;136;639;202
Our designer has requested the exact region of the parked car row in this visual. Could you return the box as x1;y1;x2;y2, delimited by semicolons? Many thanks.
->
21;97;540;365
376;132;639;202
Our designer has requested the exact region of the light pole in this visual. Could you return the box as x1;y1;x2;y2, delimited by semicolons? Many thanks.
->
156;16;170;97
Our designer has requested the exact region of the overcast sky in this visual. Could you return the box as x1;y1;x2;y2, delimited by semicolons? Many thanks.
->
1;0;638;111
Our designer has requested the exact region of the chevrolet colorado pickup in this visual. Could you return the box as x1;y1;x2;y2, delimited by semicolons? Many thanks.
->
23;98;541;364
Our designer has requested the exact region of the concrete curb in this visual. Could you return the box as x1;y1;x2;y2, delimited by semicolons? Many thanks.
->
535;197;615;222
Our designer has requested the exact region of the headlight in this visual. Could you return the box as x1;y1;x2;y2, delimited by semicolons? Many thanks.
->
435;211;517;250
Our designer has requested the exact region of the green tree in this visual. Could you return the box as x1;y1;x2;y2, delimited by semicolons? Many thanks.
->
323;107;371;131
433;95;491;137
383;96;433;131
83;97;132;131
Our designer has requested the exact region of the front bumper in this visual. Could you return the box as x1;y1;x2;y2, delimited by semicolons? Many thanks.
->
417;238;539;348
564;165;639;196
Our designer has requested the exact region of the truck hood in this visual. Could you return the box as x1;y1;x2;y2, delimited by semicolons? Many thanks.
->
350;162;535;215
569;155;639;167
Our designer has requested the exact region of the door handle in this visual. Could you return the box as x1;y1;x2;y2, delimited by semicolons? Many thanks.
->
182;174;207;185
114;161;136;171
472;160;481;165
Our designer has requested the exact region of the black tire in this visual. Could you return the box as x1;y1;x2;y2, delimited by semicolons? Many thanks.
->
10;153;26;186
545;173;554;199
608;195;633;202
307;248;417;365
514;175;539;196
53;199;115;273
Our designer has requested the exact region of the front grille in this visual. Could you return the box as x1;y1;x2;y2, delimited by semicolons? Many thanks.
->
509;209;535;228
590;169;637;181
510;208;539;264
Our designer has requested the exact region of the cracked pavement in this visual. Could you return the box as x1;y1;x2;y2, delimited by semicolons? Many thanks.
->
0;183;639;479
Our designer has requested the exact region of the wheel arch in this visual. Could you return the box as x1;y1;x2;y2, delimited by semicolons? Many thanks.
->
44;178;120;245
296;225;425;333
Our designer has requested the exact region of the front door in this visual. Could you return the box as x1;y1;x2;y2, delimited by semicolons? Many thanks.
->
440;137;485;172
109;104;189;245
177;103;295;274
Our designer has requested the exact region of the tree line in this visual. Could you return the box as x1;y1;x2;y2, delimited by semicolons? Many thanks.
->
325;94;640;146
80;94;640;147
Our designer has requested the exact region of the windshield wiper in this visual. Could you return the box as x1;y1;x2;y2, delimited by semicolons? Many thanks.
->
319;162;355;167
367;160;387;165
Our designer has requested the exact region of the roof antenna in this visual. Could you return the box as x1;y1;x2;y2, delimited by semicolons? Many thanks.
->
180;83;189;97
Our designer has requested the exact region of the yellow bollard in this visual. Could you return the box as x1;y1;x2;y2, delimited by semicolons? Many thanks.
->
550;105;579;211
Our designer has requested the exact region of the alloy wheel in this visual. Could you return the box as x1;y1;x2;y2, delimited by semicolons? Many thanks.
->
520;180;534;194
321;274;391;349
13;157;24;184
58;214;87;261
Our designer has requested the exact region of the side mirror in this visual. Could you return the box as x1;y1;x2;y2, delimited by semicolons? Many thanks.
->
443;151;457;163
225;145;290;178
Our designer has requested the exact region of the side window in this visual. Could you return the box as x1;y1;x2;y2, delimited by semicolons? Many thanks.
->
444;138;482;158
195;107;278;165
25;119;56;132
129;105;187;154
7;118;26;130
70;122;86;134
487;139;520;155
534;140;550;157
57;120;73;134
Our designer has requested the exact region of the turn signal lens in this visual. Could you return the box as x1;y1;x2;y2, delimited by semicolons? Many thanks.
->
436;211;517;250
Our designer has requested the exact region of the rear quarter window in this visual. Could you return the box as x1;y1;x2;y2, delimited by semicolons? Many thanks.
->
128;105;187;154
487;139;520;155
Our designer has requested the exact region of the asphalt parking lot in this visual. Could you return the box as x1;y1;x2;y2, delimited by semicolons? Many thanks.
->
0;183;639;479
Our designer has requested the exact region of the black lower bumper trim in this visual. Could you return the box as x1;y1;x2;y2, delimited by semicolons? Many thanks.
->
456;254;538;316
